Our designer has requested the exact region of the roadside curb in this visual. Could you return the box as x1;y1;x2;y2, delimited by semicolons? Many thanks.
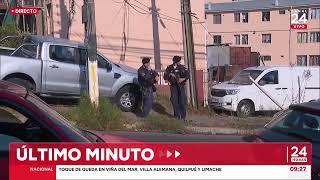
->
186;126;260;136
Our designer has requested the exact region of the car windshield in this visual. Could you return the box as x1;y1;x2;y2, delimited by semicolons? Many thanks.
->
229;70;263;85
266;110;320;143
26;93;97;142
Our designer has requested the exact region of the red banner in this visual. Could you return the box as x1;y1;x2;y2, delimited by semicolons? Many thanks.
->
9;143;312;180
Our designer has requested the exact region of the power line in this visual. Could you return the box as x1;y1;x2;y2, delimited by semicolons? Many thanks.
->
125;1;181;23
160;18;183;51
73;1;122;57
130;0;149;8
112;0;123;3
158;14;181;23
73;0;207;62
130;0;204;25
191;14;214;38
125;0;150;15
131;0;181;22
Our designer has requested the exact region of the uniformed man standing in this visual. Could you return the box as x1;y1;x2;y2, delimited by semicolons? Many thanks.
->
138;57;159;118
164;56;189;120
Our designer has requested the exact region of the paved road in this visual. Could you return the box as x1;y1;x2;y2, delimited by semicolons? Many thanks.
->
110;131;254;142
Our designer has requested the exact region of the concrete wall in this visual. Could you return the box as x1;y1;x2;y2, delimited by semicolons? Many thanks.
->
51;0;206;70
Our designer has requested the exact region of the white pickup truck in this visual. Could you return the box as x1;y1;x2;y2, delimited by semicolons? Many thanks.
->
0;35;141;112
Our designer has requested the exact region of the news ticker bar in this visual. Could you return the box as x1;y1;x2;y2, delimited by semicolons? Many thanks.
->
9;143;312;180
56;165;311;180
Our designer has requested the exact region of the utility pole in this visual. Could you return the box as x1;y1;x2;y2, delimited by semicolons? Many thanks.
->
180;0;199;109
151;0;161;70
83;0;99;105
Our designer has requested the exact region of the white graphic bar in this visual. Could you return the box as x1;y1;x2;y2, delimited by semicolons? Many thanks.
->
56;165;311;180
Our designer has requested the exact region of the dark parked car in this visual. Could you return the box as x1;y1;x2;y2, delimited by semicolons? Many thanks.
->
255;101;320;179
0;80;138;180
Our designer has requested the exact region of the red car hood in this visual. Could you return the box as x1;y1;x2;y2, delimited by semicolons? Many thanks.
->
92;131;142;143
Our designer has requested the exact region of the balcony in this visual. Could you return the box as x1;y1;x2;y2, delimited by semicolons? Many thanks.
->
19;0;43;7
0;0;8;10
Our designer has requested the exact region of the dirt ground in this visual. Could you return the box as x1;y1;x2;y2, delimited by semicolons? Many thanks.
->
51;98;273;131
187;113;272;130
120;101;273;131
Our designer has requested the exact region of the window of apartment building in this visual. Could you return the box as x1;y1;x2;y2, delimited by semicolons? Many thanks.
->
311;9;320;19
261;56;272;61
279;10;286;14
309;55;320;66
262;11;270;21
297;55;308;66
234;35;240;45
310;32;320;43
242;12;248;23
298;9;309;20
213;35;222;44
234;13;240;22
205;4;209;11
213;14;222;24
262;34;272;43
297;32;308;43
242;34;248;45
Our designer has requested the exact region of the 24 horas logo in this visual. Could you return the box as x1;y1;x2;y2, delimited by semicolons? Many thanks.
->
291;9;308;30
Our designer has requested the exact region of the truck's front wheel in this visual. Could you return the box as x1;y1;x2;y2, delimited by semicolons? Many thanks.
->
115;86;140;112
6;77;36;93
237;100;255;118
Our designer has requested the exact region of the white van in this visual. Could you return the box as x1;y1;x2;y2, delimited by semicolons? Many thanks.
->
209;66;320;117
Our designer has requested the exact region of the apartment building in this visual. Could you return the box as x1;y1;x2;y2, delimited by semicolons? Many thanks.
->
49;0;206;70
0;0;8;25
205;0;320;66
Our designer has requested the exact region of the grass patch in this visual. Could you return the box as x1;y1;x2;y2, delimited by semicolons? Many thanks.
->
155;94;172;109
57;106;77;122
54;95;186;133
155;93;215;116
62;94;124;130
138;113;186;134
187;106;216;116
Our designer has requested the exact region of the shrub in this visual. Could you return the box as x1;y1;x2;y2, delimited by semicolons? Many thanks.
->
75;94;123;130
0;24;29;48
155;94;171;109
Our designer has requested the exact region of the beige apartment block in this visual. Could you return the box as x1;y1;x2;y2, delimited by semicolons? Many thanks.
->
205;0;320;66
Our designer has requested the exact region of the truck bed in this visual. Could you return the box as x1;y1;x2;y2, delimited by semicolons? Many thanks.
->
0;47;15;56
0;55;42;92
